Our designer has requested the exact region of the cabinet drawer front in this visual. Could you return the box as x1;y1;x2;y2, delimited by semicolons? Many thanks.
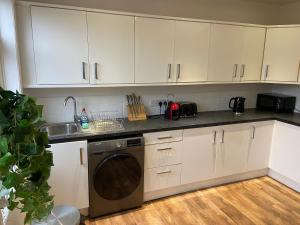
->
144;164;181;192
144;130;183;145
145;142;182;169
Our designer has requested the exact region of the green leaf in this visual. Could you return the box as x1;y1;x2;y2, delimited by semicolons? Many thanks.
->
0;110;9;131
0;152;14;176
0;136;8;155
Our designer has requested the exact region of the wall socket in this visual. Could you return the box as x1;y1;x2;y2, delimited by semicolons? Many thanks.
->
151;99;168;107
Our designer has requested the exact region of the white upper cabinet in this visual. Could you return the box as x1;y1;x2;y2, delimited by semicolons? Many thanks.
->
87;12;134;84
240;27;265;81
208;24;265;82
135;17;175;83
208;24;244;82
31;7;89;85
263;27;300;82
174;21;210;82
181;127;217;185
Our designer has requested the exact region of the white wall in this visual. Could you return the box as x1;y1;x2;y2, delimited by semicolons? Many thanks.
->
24;84;272;123
279;1;300;24
21;0;280;24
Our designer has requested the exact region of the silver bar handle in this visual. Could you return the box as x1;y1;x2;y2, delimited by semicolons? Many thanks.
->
168;64;172;79
177;64;181;79
212;130;217;144
240;64;245;78
157;170;172;175
80;148;84;165
265;65;270;79
220;130;225;144
157;147;172;151
251;126;256;139
94;62;98;80
157;136;173;140
233;64;238;78
82;62;86;79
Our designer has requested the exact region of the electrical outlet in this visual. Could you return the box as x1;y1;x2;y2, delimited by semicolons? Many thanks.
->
151;99;168;107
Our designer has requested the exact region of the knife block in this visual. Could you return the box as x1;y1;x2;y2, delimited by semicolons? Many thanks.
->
127;104;147;121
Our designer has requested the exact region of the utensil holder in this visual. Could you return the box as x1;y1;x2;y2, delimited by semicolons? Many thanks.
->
127;104;147;121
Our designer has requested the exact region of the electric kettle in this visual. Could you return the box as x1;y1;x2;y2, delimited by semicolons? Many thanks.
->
229;97;246;114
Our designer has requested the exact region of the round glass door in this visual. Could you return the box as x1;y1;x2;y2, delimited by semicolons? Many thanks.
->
93;153;142;200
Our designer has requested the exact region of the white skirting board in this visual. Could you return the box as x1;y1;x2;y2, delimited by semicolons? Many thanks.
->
144;168;269;201
268;169;300;193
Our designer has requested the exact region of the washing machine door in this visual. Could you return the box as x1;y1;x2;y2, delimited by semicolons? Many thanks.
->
93;153;142;200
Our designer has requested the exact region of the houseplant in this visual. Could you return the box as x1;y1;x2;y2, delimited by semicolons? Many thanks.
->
0;88;53;224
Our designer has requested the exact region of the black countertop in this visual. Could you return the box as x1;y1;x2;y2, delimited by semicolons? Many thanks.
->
48;109;300;144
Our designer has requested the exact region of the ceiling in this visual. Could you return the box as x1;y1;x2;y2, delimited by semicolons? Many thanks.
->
243;0;300;5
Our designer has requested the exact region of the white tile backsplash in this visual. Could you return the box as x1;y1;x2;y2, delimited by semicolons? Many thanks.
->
25;84;272;123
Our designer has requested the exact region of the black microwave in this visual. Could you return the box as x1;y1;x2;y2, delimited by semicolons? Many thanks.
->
256;93;296;113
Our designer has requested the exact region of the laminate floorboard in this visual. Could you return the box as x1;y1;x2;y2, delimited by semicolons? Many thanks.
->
86;177;300;225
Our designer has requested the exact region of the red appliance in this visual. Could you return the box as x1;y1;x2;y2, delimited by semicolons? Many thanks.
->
165;102;180;120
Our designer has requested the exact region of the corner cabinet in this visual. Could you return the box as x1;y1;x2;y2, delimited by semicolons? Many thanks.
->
48;141;89;209
31;6;89;85
270;122;300;186
262;27;300;82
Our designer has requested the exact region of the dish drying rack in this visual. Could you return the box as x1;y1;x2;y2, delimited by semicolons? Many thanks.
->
88;111;124;133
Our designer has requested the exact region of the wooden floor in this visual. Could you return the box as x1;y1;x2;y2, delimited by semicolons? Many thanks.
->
86;177;300;225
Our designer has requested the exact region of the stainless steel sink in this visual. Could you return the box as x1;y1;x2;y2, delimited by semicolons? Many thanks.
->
40;123;79;137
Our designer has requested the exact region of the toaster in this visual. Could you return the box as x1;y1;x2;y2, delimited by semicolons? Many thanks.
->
178;102;198;118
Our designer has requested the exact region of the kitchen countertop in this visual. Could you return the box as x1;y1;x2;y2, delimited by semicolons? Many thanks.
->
48;109;300;144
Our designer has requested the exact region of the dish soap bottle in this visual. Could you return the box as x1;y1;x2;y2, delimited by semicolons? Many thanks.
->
80;108;89;129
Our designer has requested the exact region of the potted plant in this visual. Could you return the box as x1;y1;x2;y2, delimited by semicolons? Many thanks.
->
0;88;53;224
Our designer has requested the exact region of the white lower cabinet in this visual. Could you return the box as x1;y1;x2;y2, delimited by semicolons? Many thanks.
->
246;121;273;171
144;164;181;192
145;141;182;169
48;141;89;209
270;121;300;184
216;123;252;177
145;122;274;195
181;127;217;184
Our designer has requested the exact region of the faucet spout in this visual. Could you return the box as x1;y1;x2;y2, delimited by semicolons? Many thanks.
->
64;96;80;123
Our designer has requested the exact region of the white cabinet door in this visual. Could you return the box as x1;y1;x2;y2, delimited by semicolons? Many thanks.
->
240;27;265;81
31;7;89;84
217;124;251;177
48;141;89;209
87;12;134;84
247;121;273;171
270;122;300;184
208;24;243;82
262;27;300;82
174;21;210;83
135;17;175;83
181;127;217;184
